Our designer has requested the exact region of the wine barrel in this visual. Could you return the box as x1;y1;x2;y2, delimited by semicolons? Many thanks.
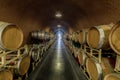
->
78;50;87;66
86;57;115;80
0;69;13;80
74;32;79;42
71;34;73;41
73;46;76;55
109;22;120;55
104;73;120;80
0;22;23;50
69;46;74;54
45;33;50;40
38;31;45;40
31;31;38;39
78;29;87;44
86;57;102;80
6;54;30;78
68;34;72;40
16;55;30;75
50;33;54;39
87;25;112;50
29;47;40;62
74;48;79;58
71;32;77;41
31;31;50;40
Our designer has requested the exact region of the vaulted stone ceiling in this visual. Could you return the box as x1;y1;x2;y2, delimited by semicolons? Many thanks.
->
0;0;120;43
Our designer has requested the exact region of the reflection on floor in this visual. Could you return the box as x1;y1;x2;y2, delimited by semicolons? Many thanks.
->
28;38;87;80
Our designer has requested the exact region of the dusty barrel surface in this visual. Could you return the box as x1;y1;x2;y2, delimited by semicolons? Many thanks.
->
0;22;23;50
78;50;87;66
86;56;115;80
87;25;112;50
109;22;120;55
104;73;120;80
0;69;13;80
78;29;87;44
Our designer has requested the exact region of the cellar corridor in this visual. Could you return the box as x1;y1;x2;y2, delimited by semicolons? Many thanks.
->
0;0;120;80
28;34;87;80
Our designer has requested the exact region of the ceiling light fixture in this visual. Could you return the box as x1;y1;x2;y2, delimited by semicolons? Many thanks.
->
55;11;62;18
57;24;61;27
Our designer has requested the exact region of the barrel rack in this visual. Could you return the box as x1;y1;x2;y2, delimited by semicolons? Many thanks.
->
0;38;54;80
28;39;54;71
0;45;29;80
86;45;120;78
0;45;28;67
80;45;102;80
65;38;120;80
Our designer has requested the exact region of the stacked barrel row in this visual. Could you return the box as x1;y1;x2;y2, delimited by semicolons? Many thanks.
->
0;21;31;80
28;38;54;73
31;30;54;42
65;22;120;80
29;30;55;73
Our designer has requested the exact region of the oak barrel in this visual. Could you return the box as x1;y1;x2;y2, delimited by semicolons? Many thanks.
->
73;46;76;55
104;73;120;80
78;29;87;44
29;47;40;62
86;57;115;80
74;32;79;42
87;24;112;50
31;31;38;39
0;22;23;50
38;31;45;39
16;55;30;75
109;22;120;55
4;54;30;77
86;57;102;80
78;50;87;66
74;48;79;58
71;32;78;42
31;31;50;40
0;69;13;80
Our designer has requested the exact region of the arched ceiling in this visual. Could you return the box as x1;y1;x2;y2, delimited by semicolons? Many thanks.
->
0;0;120;43
0;0;120;28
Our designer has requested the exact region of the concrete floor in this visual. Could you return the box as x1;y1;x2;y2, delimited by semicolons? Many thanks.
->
28;39;87;80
